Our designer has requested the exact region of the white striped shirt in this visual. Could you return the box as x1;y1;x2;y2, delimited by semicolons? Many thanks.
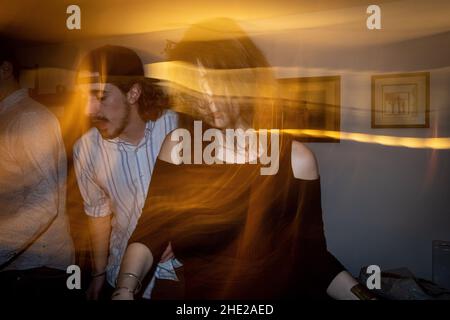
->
73;110;179;297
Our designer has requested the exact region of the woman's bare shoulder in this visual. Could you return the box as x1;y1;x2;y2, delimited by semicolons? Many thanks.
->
290;140;319;180
158;128;184;164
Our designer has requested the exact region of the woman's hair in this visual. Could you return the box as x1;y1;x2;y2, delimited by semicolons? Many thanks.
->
168;18;270;69
165;18;279;130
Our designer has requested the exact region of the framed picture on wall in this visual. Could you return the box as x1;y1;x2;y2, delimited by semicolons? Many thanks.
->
371;72;430;128
278;76;340;142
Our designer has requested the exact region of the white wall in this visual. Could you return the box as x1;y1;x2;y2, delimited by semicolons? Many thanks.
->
257;31;450;280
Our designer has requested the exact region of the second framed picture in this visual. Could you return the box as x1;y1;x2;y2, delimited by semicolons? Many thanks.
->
371;72;430;128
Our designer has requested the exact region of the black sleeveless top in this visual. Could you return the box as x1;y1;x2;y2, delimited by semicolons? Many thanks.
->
130;133;344;299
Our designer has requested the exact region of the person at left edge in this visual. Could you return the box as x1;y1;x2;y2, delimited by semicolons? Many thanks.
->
0;41;75;299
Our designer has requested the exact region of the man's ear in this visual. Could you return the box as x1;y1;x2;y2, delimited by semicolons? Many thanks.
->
126;83;142;105
0;61;14;81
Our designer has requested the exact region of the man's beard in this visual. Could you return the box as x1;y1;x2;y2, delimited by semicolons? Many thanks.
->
92;104;131;140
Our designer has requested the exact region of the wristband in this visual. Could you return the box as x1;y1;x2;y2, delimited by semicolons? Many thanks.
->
91;270;106;278
115;272;142;293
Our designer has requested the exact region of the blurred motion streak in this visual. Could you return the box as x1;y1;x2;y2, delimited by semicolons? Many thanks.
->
283;129;450;149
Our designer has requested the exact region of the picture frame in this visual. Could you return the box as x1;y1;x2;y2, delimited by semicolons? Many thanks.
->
278;76;340;142
371;72;430;128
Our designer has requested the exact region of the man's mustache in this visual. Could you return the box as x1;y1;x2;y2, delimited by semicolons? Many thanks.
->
90;116;109;123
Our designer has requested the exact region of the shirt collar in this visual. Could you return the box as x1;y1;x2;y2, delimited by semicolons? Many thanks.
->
0;88;29;114
104;120;154;149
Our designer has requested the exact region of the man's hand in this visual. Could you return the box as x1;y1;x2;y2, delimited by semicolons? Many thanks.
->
160;242;175;263
86;274;106;300
326;270;360;300
86;215;111;300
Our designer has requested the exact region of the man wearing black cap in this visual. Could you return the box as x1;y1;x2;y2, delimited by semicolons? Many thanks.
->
73;45;180;300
